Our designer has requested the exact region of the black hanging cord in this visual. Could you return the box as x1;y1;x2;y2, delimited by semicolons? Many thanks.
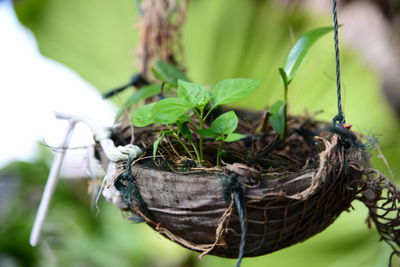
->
233;185;246;267
222;173;247;267
102;73;149;99
332;0;346;125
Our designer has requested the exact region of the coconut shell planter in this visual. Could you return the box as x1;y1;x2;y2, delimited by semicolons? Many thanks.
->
111;111;366;258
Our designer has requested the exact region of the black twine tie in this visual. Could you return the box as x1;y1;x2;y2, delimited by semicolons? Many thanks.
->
332;0;346;125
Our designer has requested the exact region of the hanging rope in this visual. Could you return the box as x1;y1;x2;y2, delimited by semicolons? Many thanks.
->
332;0;346;125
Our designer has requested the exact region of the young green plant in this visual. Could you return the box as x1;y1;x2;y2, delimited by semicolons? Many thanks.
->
197;111;245;166
269;26;335;138
131;78;262;166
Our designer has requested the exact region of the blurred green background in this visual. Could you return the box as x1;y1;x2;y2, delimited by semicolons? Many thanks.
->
1;0;399;266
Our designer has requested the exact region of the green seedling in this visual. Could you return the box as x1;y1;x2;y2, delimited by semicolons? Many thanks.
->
197;111;245;166
132;78;262;165
270;26;335;138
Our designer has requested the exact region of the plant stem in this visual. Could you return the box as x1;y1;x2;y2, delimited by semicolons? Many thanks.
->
188;119;200;129
283;83;288;138
283;103;287;138
190;142;201;164
199;136;204;162
198;107;205;162
167;125;196;160
284;83;288;102
216;141;223;167
173;132;196;160
193;108;202;119
203;106;215;122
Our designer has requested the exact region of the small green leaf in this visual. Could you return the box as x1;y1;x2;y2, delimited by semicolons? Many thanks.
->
269;100;287;138
153;133;165;160
211;78;262;107
131;103;156;127
283;26;334;83
197;128;216;138
177;80;210;107
210;111;238;135
224;133;246;142
151;98;193;124
153;60;190;86
177;121;192;141
118;83;161;116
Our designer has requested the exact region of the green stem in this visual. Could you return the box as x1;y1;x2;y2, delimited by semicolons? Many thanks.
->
167;125;196;160
216;141;223;167
188;119;200;129
203;106;215;122
284;83;288;102
173;132;196;160
199;136;204;162
198;107;205;162
193;108;202;119
283;83;288;138
190;142;201;164
283;103;287;138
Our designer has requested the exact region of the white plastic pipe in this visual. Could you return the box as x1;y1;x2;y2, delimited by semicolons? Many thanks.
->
29;120;77;246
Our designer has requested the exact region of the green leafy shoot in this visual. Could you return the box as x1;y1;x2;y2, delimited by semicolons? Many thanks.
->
198;111;246;165
271;27;334;139
282;26;334;85
131;78;259;165
152;60;190;87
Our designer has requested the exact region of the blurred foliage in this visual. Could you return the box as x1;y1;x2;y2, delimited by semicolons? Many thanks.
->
2;0;398;266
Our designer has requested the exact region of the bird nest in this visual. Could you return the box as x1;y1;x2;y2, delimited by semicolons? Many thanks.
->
104;110;399;262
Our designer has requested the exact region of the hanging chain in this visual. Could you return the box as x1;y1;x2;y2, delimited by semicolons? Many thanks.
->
332;0;346;125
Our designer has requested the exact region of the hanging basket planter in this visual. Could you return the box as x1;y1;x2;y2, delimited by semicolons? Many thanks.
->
109;112;366;259
27;1;400;265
